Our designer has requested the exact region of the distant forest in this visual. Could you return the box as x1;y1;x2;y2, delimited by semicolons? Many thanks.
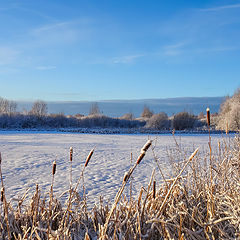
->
0;89;239;131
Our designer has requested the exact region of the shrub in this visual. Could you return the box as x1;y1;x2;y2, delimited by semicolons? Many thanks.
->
217;88;240;131
120;113;134;120
146;112;170;130
172;111;196;130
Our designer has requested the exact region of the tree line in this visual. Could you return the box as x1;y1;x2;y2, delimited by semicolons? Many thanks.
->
0;89;239;131
0;99;144;129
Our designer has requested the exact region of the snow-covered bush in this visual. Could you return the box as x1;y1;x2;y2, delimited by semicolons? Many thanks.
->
146;112;170;130
217;88;240;131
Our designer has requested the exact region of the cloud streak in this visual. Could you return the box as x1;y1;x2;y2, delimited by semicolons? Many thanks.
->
32;21;75;34
163;42;189;56
156;2;240;61
35;65;56;70
29;18;94;48
112;54;145;64
201;3;240;12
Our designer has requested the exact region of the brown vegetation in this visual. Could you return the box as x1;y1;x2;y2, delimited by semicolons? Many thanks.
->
0;132;239;239
172;112;196;130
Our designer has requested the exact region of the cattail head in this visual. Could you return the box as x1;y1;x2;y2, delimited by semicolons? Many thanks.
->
137;140;152;164
153;180;156;199
52;161;56;175
123;172;129;183
85;148;94;167
141;140;152;153
141;140;152;152
0;152;2;165
1;187;4;202
70;147;73;162
206;107;210;127
136;151;145;165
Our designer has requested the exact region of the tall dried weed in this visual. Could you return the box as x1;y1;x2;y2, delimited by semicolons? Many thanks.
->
0;134;239;239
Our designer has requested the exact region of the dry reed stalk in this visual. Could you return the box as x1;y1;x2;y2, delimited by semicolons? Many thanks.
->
64;147;74;231
100;140;152;239
61;148;95;231
178;214;183;239
0;152;11;240
226;121;229;135
30;184;40;237
69;147;73;190
130;152;133;203
141;168;155;222
138;187;144;209
151;147;168;188
74;148;94;192
48;160;56;237
137;211;142;240
206;107;215;218
1;135;240;239
155;147;199;218
82;149;95;206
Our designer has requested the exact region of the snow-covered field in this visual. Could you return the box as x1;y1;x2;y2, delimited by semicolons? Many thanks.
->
0;131;232;207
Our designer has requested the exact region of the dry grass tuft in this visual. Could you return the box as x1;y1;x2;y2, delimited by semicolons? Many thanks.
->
0;135;239;239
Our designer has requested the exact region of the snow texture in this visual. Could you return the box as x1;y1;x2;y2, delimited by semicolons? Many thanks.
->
0;131;232;207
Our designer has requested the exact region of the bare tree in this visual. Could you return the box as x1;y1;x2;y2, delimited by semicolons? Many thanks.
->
217;88;240;131
30;100;48;117
0;97;17;115
89;102;100;115
0;97;9;114
141;105;153;118
9;101;17;115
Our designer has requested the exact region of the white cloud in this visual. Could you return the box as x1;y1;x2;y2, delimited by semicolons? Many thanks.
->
112;54;145;64
163;42;189;56
195;46;239;53
32;21;73;34
163;42;239;57
35;65;56;70
30;21;80;46
157;3;240;60
201;3;240;12
31;19;93;46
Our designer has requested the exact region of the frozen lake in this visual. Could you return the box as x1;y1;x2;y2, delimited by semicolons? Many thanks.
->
0;131;232;207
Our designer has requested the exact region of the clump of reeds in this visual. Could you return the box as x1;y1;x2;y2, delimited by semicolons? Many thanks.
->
0;134;239;239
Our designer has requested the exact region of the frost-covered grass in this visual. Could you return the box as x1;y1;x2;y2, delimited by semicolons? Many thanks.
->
0;131;224;205
0;131;239;239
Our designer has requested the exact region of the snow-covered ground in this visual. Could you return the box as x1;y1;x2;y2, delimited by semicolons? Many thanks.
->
0;131;233;207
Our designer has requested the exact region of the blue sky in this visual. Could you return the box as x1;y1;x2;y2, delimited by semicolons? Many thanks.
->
0;0;239;101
